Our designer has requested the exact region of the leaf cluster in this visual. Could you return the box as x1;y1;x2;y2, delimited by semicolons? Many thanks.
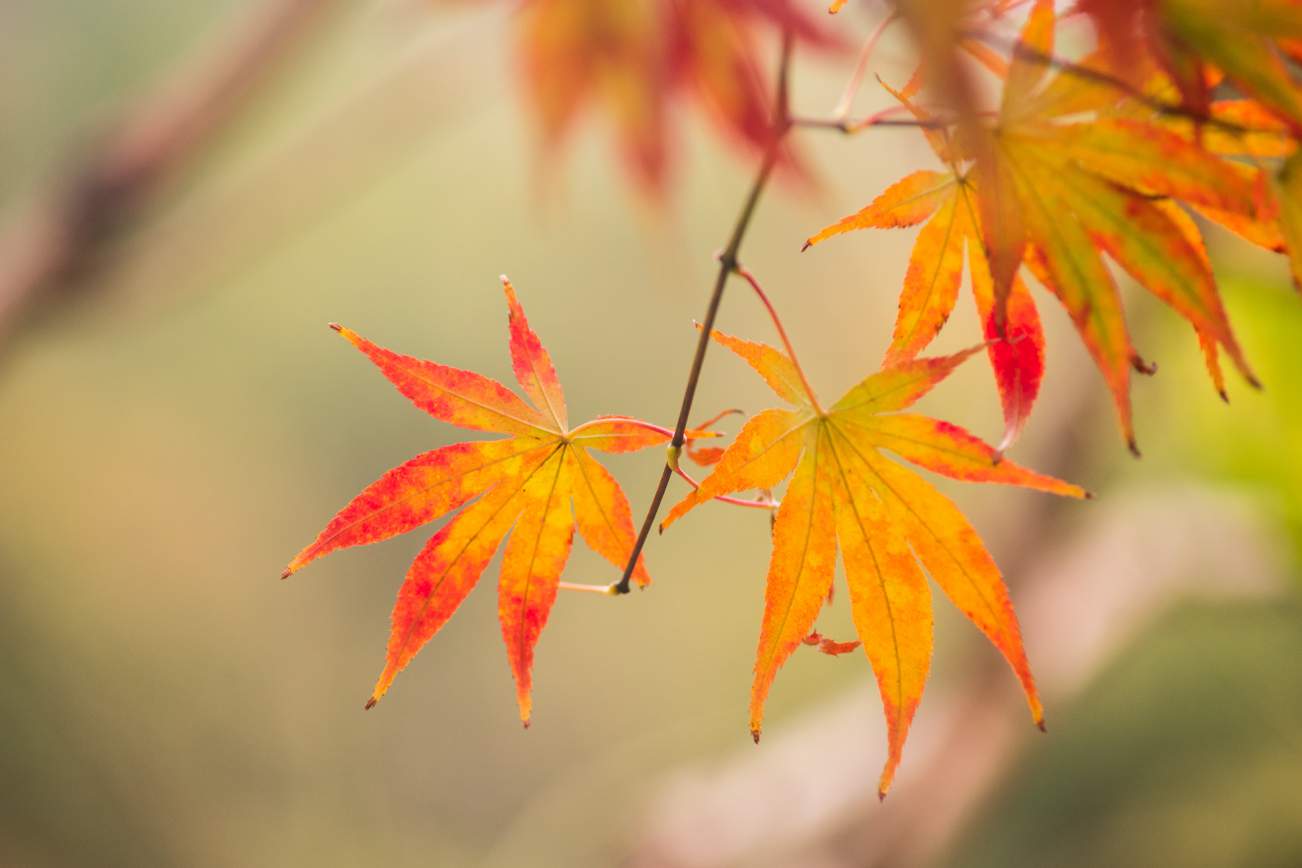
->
285;0;1302;794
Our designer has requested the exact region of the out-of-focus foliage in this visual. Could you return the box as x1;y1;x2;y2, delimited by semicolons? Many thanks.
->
1147;275;1302;568
947;599;1302;868
513;0;842;192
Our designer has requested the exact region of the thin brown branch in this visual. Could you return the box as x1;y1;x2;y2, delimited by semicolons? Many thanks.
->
669;461;778;513
790;113;950;133
732;265;822;413
0;0;341;348
558;581;620;596
613;28;795;595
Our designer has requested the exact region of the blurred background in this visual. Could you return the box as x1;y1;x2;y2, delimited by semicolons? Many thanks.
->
1;2;1300;866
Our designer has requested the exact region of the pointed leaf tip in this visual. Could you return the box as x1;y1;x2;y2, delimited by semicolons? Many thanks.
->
364;697;377;710
329;323;363;347
280;568;292;580
1128;439;1143;459
751;729;761;745
1037;718;1048;733
878;789;888;803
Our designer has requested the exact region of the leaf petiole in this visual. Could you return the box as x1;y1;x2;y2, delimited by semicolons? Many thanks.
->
732;264;824;414
557;581;620;596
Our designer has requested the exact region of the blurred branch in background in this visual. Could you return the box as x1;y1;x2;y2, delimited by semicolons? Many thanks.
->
100;8;494;318
0;0;341;346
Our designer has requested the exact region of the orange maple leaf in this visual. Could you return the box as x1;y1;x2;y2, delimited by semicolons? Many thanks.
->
808;0;1261;452
804;167;1046;453
1081;0;1302;137
518;0;669;192
515;0;839;193
283;277;672;724
660;271;1087;798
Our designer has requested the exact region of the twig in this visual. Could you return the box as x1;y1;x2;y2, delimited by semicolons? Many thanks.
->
790;112;949;133
558;581;619;596
667;461;778;515
731;265;822;413
612;28;795;595
568;415;776;514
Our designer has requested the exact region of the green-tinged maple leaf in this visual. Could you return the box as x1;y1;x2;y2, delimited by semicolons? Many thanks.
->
1274;151;1302;291
1107;45;1302;299
1057;49;1297;261
660;290;1087;798
1082;0;1302;136
283;277;678;724
808;0;1263;453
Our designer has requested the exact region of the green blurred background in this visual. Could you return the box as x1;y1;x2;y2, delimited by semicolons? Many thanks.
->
1;3;1300;866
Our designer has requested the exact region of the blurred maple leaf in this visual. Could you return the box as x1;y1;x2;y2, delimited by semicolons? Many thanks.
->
1002;1;1302;299
660;273;1086;797
515;0;842;193
284;277;682;724
1081;0;1302;136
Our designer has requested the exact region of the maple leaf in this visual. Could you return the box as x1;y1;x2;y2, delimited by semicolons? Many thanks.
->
1092;47;1302;296
1081;0;1302;136
803;163;1044;452
804;85;1043;452
517;0;669;193
660;271;1087;797
283;277;671;724
667;0;810;161
513;0;839;194
1020;41;1298;265
1274;151;1302;290
808;0;1262;452
889;0;1023;142
896;1;1019;101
